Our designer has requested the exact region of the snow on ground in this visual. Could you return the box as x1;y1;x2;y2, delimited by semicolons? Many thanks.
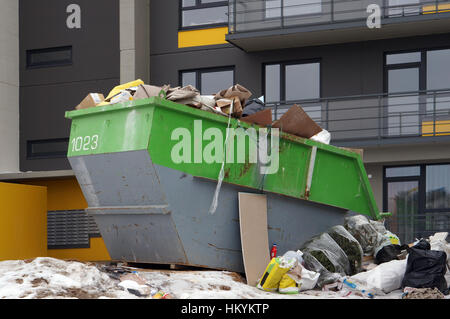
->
133;268;370;299
0;257;427;299
0;258;139;299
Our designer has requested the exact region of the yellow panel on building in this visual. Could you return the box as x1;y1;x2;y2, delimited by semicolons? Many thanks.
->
178;27;228;48
422;120;450;136
0;182;47;261
22;178;111;262
423;3;450;14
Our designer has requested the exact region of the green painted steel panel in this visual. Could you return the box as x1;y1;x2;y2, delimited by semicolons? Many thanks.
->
66;97;385;220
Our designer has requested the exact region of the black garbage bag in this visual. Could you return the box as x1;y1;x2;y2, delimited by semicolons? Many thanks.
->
375;244;409;264
401;240;448;293
242;98;265;116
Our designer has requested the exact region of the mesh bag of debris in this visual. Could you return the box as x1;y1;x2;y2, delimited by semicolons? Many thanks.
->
344;215;380;255
301;233;351;275
327;225;364;275
370;219;401;245
302;251;343;288
369;220;387;234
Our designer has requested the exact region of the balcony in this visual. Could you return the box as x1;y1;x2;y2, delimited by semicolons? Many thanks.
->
267;89;450;147
227;0;450;51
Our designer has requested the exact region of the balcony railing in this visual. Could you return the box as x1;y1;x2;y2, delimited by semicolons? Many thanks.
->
228;0;450;34
265;89;450;143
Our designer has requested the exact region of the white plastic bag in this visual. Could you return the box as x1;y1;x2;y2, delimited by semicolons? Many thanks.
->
310;129;331;145
350;259;407;294
283;250;304;266
109;90;134;105
299;268;320;291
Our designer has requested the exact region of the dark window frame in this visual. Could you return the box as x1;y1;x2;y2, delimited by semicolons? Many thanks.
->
383;49;425;137
179;66;235;94
262;58;322;104
383;163;450;242
383;46;450;137
26;46;73;69
383;45;450;93
179;0;229;30
27;138;69;160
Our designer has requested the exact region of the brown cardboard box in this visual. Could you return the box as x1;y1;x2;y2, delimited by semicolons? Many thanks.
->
75;93;105;110
215;84;252;107
133;84;169;100
272;104;322;138
217;96;243;117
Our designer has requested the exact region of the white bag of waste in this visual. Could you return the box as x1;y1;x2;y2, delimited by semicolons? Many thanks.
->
283;250;304;266
310;129;331;145
350;259;407;294
109;90;134;105
299;267;320;291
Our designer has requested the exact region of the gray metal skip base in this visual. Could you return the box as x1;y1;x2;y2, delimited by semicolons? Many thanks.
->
69;150;347;273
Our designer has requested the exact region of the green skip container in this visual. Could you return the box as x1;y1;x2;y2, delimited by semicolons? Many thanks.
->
65;97;385;272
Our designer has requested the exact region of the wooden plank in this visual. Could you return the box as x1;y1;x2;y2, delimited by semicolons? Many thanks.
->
238;192;270;287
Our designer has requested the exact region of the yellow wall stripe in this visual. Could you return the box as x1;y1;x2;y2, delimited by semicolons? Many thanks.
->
22;178;111;262
423;3;450;14
422;120;450;136
0;182;47;260
178;27;229;48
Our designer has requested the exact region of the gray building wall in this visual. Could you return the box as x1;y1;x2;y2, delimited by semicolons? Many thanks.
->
0;0;20;173
19;0;120;171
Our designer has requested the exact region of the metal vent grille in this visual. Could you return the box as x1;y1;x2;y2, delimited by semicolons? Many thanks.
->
47;210;101;249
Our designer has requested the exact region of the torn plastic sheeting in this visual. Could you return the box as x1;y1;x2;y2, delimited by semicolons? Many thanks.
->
208;100;235;215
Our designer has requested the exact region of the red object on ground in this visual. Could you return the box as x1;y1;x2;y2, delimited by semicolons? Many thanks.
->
270;244;277;259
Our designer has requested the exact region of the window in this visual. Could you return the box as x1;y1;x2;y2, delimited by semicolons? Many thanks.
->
180;67;234;95
27;138;69;159
265;0;322;18
384;48;450;136
264;61;321;121
181;0;228;29
26;46;72;69
264;61;320;102
385;51;423;136
427;49;450;91
384;164;450;244
387;0;421;17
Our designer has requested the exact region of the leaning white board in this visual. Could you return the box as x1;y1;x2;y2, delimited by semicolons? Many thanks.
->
238;192;270;287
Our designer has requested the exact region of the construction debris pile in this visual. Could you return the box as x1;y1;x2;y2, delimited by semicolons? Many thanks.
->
256;216;449;298
73;79;331;145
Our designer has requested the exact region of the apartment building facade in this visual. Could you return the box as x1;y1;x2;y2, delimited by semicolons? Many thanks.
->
0;0;448;260
152;0;450;244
